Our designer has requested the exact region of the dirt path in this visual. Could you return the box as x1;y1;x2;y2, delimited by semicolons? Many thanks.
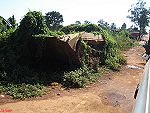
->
0;46;146;113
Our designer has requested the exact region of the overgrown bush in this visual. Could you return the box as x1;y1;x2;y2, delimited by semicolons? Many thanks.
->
78;39;104;68
0;10;136;99
63;66;100;87
114;30;135;50
100;28;127;70
105;50;126;70
60;24;101;34
63;27;129;88
0;83;47;99
0;11;65;99
19;11;48;36
0;11;64;81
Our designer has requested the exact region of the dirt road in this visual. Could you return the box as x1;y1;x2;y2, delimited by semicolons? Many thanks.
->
0;46;146;113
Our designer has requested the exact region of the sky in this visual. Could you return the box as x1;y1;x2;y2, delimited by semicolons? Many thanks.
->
0;0;150;28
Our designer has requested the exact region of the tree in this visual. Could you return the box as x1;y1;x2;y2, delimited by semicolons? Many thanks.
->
97;19;110;29
121;23;127;29
97;19;105;27
0;16;13;33
19;11;47;36
45;11;63;30
127;0;150;36
84;20;91;24
7;15;17;28
75;21;81;25
110;23;117;32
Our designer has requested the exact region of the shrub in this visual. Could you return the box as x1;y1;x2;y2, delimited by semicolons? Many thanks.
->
60;24;101;34
0;83;48;99
101;28;127;70
63;66;100;87
78;39;104;68
0;10;136;99
115;30;135;50
19;11;48;36
105;52;126;70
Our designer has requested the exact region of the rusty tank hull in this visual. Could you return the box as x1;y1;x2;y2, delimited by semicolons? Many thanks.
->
21;32;105;71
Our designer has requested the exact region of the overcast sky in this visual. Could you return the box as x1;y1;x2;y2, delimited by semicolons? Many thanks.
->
0;0;150;28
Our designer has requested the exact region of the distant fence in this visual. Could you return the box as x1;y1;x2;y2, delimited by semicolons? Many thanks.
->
132;60;150;113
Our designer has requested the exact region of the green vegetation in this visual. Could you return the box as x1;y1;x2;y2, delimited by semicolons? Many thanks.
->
60;24;101;34
45;11;63;30
0;10;137;99
0;83;47;99
100;28;126;70
62;39;104;88
127;0;150;36
62;24;134;87
64;66;100;88
0;11;64;99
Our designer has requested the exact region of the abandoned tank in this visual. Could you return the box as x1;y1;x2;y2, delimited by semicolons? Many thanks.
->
20;32;105;71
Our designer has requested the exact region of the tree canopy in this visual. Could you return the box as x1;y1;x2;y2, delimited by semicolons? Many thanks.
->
75;21;81;25
121;23;127;29
84;20;91;24
97;19;110;29
19;11;47;36
45;11;63;30
127;0;150;35
110;23;117;32
0;16;12;32
7;15;17;28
